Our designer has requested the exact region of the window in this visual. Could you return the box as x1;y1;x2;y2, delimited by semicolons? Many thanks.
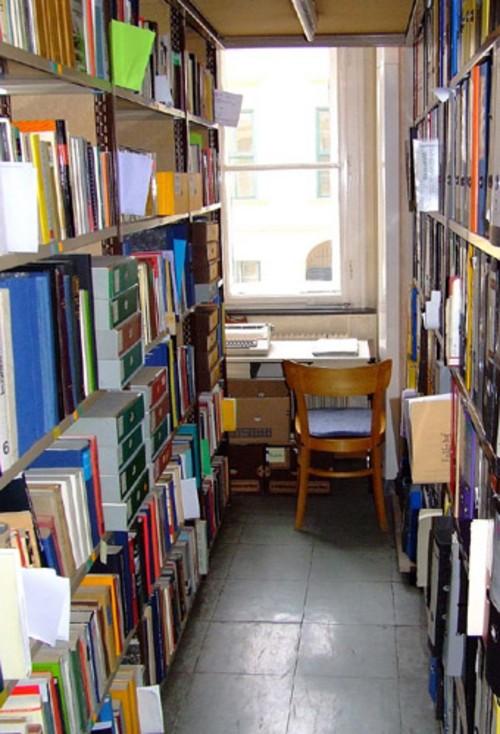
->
316;108;331;198
227;110;256;198
235;260;261;283
221;47;376;309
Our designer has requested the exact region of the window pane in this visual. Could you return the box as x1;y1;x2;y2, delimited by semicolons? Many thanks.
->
225;169;340;298
222;48;336;166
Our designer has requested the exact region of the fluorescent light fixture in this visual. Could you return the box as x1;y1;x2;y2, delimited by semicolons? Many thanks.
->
290;0;317;42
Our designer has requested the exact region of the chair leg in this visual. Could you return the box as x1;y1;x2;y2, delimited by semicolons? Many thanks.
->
295;446;310;530
372;446;388;532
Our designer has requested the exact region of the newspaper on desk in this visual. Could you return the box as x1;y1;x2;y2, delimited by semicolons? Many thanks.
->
311;337;359;356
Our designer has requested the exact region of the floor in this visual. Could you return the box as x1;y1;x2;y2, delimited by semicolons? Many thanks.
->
161;481;441;733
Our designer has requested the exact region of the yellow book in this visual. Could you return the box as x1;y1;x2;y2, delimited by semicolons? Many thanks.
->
80;574;124;656
482;0;490;43
72;583;117;676
114;667;141;733
109;679;136;734
30;134;51;245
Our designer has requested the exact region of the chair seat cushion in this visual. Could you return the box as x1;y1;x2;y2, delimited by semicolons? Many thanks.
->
308;407;372;437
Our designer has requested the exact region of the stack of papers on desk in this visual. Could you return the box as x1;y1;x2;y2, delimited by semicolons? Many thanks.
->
312;338;359;356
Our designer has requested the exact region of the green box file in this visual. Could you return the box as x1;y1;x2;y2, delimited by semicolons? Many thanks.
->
93;284;139;329
97;422;144;475
100;444;147;502
97;339;144;389
102;468;150;531
91;255;139;299
65;391;145;446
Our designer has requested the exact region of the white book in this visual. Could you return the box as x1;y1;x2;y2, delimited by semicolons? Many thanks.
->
25;469;92;568
0;548;31;680
467;518;494;637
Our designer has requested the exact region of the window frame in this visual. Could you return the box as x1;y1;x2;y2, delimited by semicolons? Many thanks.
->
219;46;376;312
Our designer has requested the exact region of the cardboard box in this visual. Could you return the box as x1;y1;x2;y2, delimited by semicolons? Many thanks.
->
267;479;330;495
264;446;329;494
192;304;219;334
190;221;219;244
228;444;266;494
189;172;204;211
227;379;291;445
193;258;220;284
196;358;221;392
408;394;452;484
157;171;189;215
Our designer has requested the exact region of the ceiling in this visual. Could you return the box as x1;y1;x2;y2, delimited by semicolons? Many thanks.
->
188;0;416;47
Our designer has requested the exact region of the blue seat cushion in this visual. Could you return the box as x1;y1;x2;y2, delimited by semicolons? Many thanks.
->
308;408;372;437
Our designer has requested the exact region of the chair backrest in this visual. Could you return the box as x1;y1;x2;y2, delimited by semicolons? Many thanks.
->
283;359;393;441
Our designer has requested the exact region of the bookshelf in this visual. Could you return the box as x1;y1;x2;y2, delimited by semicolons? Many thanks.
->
405;0;500;728
0;2;228;731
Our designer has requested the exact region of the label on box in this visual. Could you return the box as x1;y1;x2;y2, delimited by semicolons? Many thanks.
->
174;173;181;195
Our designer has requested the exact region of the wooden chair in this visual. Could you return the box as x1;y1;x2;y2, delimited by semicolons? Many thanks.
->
283;359;393;531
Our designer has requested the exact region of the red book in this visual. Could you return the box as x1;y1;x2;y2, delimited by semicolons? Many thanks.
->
148;497;161;581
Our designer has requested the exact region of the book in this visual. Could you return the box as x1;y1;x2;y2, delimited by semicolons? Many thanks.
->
0;549;31;680
29;436;103;548
0;271;59;455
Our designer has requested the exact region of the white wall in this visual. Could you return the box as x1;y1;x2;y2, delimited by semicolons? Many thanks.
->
376;48;401;481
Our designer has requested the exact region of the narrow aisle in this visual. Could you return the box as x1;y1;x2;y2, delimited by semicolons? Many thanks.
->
162;485;439;734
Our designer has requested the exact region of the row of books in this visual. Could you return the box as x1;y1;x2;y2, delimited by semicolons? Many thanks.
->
0;116;114;247
185;49;215;121
413;0;500;119
123;222;196;325
413;48;494;239
0;254;98;473
0;421;227;721
140;20;184;109
0;0;109;80
189;139;220;207
0;243;221;476
413;216;500;458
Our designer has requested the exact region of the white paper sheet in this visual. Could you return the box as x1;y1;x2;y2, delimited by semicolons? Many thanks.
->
118;150;154;215
181;477;200;519
137;685;165;733
22;567;71;646
0;162;39;254
214;90;243;127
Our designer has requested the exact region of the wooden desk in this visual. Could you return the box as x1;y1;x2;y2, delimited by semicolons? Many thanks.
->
227;338;373;378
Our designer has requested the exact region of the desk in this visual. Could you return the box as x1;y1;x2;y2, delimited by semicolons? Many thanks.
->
227;338;373;378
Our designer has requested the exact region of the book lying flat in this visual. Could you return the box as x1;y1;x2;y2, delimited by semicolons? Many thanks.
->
312;338;359;356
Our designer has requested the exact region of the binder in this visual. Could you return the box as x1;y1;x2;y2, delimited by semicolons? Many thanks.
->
426;515;454;658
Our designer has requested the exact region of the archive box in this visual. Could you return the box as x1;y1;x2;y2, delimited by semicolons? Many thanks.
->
226;379;291;445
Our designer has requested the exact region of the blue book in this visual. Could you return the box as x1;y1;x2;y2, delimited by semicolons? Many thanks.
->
40;526;63;576
405;486;423;562
112;531;137;632
149;588;166;683
0;272;58;455
450;0;461;79
146;339;181;425
29;437;101;548
95;694;116;732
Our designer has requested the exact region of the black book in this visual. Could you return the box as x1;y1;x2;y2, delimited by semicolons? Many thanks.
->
55;120;76;239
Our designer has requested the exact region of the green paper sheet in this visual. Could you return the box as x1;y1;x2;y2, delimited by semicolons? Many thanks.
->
201;439;211;476
110;20;156;92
